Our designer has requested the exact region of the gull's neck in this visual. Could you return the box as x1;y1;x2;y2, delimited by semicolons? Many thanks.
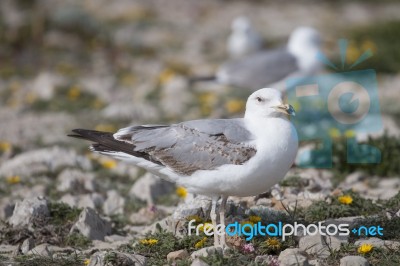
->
288;44;320;73
244;114;289;137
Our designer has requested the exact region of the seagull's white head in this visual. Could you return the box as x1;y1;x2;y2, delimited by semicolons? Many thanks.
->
287;27;322;72
231;16;252;33
245;88;295;119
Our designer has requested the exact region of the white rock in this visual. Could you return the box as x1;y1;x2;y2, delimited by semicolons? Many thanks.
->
309;259;322;266
70;208;111;240
172;195;211;221
31;72;63;100
0;245;17;256
0;111;75;147
103;190;125;215
129;173;175;204
111;162;140;179
161;76;192;118
102;101;159;121
167;249;189;261
299;234;341;258
367;188;398;200
0;147;91;177
104;234;130;243
278;248;309;266
0;198;14;220
354;237;384;248
191;258;210;266
140;216;187;236
191;246;222;259
60;193;104;210
88;251;147;266
9;197;49;228
353;238;399;250
57;169;96;192
378;178;400;188
340;256;369;266
255;255;279;265
323;216;362;243
345;172;365;184
11;185;46;199
21;238;34;254
383;240;400;249
27;243;52;257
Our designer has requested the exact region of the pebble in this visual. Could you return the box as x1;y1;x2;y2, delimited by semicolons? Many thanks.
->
70;208;111;240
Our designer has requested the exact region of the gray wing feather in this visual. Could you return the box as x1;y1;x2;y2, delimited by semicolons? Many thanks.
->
217;48;298;90
114;119;256;175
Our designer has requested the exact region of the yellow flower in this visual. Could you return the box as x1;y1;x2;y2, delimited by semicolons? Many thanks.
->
361;39;377;54
68;86;81;100
91;98;105;109
25;92;37;104
225;99;245;114
344;130;356;138
7;175;21;185
346;42;361;63
95;124;116;132
101;159;117;169
264;237;281;250
329;128;341;139
186;215;202;223
176;186;188;198
248;215;262;223
198;92;217;116
83;259;90;265
121;74;136;86
194;237;208;249
0;141;12;152
198;223;213;233
338;195;353;205
358;243;373;254
140;239;158;245
198;92;217;105
9;81;21;92
158;69;175;84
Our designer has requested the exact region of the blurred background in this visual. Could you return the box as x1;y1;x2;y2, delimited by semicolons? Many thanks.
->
1;0;400;264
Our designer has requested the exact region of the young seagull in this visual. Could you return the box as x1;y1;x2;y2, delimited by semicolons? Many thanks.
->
69;88;298;247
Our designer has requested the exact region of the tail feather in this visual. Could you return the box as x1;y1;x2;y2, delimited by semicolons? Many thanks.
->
68;129;141;158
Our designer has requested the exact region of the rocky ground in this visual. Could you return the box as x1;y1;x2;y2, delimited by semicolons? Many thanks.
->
1;0;400;265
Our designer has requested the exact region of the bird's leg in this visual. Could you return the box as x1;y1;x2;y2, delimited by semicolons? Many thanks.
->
219;196;228;248
211;196;220;247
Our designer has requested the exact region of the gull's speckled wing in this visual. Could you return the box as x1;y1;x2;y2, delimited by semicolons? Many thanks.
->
113;118;257;175
217;48;298;90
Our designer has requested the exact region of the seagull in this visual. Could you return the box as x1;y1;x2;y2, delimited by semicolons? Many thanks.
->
227;16;263;58
190;27;322;91
68;88;298;247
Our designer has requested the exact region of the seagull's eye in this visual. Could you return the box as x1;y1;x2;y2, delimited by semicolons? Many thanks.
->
256;97;264;103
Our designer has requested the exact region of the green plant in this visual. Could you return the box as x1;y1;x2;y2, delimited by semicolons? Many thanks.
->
331;134;400;178
279;176;308;188
301;191;381;222
48;202;82;226
64;233;92;249
344;20;400;73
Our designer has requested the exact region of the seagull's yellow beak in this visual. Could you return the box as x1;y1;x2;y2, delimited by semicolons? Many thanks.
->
273;103;296;116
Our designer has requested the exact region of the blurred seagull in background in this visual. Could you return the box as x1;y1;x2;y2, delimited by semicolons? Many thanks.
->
69;88;298;247
191;27;322;91
227;16;263;58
